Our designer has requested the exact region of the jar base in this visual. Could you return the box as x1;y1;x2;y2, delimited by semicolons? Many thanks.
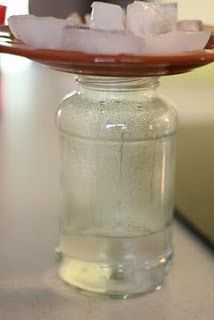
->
58;253;172;299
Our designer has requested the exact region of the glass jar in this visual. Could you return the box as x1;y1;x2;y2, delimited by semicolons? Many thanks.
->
56;76;178;298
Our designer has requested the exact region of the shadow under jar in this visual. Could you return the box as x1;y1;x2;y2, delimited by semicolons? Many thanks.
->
56;76;179;298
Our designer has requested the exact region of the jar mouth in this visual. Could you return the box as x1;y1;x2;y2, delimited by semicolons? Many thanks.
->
76;76;160;92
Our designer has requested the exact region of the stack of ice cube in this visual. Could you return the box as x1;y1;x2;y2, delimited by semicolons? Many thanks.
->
8;1;211;56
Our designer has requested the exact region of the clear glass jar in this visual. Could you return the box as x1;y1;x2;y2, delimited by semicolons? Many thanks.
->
56;76;178;298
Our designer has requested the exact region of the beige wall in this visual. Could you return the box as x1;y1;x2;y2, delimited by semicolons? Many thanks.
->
179;0;214;24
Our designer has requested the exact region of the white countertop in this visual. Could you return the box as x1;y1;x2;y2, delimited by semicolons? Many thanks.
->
0;57;213;320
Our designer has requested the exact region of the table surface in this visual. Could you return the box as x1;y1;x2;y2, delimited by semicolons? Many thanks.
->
0;56;213;320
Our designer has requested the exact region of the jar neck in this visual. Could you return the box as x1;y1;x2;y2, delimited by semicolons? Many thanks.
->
76;76;160;94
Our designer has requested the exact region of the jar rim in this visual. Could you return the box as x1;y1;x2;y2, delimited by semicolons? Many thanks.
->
76;76;160;92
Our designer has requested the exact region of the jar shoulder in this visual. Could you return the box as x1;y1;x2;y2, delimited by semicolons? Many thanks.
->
57;92;178;141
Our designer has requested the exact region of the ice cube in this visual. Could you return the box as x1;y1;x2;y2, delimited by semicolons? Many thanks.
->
177;20;203;32
67;12;83;26
127;1;177;37
62;27;144;55
90;2;124;31
142;31;211;56
8;15;72;49
84;14;91;27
